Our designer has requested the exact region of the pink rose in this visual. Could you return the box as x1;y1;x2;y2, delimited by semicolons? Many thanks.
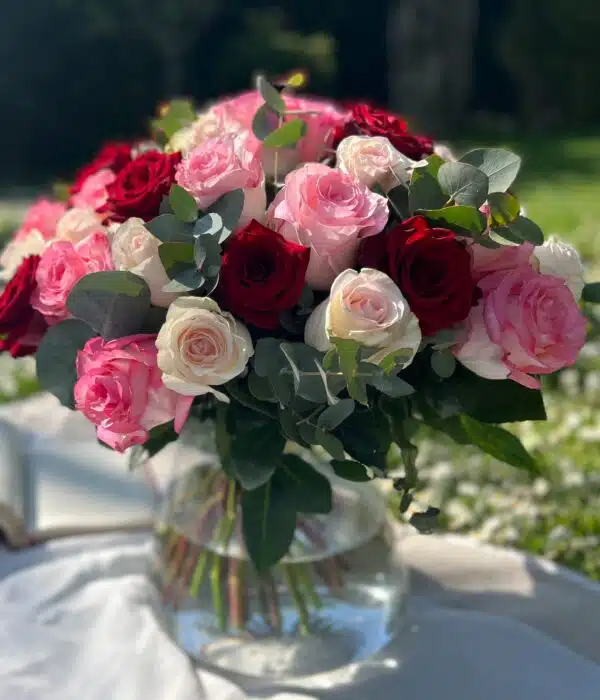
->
267;163;389;289
175;134;266;227
14;199;66;242
455;266;586;389
70;168;116;211
32;231;114;324
469;241;534;281
74;334;192;452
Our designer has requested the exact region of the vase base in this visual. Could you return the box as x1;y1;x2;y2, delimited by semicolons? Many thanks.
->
172;580;404;679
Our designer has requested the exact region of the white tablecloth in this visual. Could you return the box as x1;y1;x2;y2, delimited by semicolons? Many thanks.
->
1;395;600;699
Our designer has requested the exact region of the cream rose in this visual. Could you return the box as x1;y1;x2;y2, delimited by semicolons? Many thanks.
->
336;135;415;191
531;236;585;300
304;268;422;367
0;231;47;279
156;297;253;400
111;218;181;308
56;207;104;243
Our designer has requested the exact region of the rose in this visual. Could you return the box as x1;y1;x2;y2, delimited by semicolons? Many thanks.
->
13;199;66;243
469;241;534;282
32;231;114;324
175;134;266;227
56;207;106;243
332;103;434;161
433;143;457;161
156;297;253;400
74;334;192;452
0;256;48;358
336;135;415;191
104;150;181;222
217;219;310;329
70;169;116;211
359;216;477;336
267;163;389;290
532;236;585;300
454;267;587;389
70;142;132;196
168;109;230;154
111;217;181;308
304;268;422;367
1;231;47;280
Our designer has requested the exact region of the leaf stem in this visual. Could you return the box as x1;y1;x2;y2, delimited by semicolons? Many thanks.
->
282;564;310;636
295;563;323;610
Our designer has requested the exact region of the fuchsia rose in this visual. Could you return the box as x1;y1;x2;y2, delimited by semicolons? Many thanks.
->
175;134;266;227
74;334;192;452
13;199;66;243
469;241;535;282
32;232;114;324
70;169;116;211
455;266;587;389
267;163;389;290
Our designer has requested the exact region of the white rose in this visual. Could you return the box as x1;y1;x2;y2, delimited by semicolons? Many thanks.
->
167;109;229;154
433;143;457;162
305;268;422;367
111;218;180;308
56;207;104;243
0;231;47;279
532;236;585;300
336;135;416;192
156;297;254;400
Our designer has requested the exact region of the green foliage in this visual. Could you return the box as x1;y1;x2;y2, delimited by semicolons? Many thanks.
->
169;184;198;223
420;206;487;235
252;104;278;141
582;283;600;303
66;271;151;339
330;459;372;482
201;189;245;243
146;214;194;243
460;149;522;193
459;416;538;473
437;162;489;208
127;421;179;470
256;75;286;114
262;118;307;149
35;319;96;409
487;192;521;227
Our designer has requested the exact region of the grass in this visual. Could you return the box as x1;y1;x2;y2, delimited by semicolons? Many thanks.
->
1;132;600;578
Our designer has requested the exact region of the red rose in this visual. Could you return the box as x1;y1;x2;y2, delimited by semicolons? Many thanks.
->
333;103;434;161
359;216;476;336
217;220;310;329
103;151;181;223
70;142;132;196
0;256;48;358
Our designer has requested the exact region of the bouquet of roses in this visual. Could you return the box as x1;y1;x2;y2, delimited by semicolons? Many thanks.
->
0;73;594;573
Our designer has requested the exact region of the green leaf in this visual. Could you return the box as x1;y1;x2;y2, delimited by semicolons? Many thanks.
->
487;192;520;227
386;185;410;219
460;415;539;472
256;75;286;114
437;162;489;208
169;184;198;223
420;206;487;235
582;282;600;303
430;349;456;379
193;212;223;238
229;410;284;489
409;507;440;534
280;342;344;404
127;421;178;471
35;319;96;409
66;271;151;339
314;429;345;460
330;459;372;482
505;216;544;245
204;189;245;242
317;398;355;431
146;213;194;243
429;364;546;423
280;454;333;514
242;475;297;572
409;169;446;213
159;242;204;291
330;337;368;405
248;373;276;403
252;103;279;140
460;148;522;193
263;119;307;149
335;407;391;470
358;362;415;397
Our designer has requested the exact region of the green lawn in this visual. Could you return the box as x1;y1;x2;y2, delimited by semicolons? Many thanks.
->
1;134;600;577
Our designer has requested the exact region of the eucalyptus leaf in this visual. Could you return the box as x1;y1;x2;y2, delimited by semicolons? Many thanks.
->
330;460;372;482
314;429;345;460
66;271;151;339
242;475;297;572
437;162;489;208
169;184;198;222
256;75;286;114
387;185;410;219
460;415;539;472
248;372;277;403
330;337;368;405
263;119;307;149
193;212;223;238
582;282;600;303
409;170;446;213
252;103;279;140
146;213;194;243
280;454;332;514
204;189;245;242
280;342;343;404
505;216;544;245
317;398;355;431
460;148;522;193
420;206;487;235
36;319;96;409
358;362;415;397
159;242;204;290
431;349;456;379
127;421;178;471
409;507;440;534
487;192;520;227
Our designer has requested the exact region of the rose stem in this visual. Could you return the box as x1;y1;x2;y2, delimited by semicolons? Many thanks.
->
210;480;238;632
228;558;246;630
261;572;282;634
298;519;343;591
282;564;310;636
163;534;188;606
295;563;323;610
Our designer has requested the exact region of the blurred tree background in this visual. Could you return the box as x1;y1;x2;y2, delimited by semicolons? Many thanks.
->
1;0;599;185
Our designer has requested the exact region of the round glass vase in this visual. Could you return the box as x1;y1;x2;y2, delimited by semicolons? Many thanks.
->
152;418;408;680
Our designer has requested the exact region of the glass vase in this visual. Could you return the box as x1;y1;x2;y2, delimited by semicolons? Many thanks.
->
152;417;408;679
